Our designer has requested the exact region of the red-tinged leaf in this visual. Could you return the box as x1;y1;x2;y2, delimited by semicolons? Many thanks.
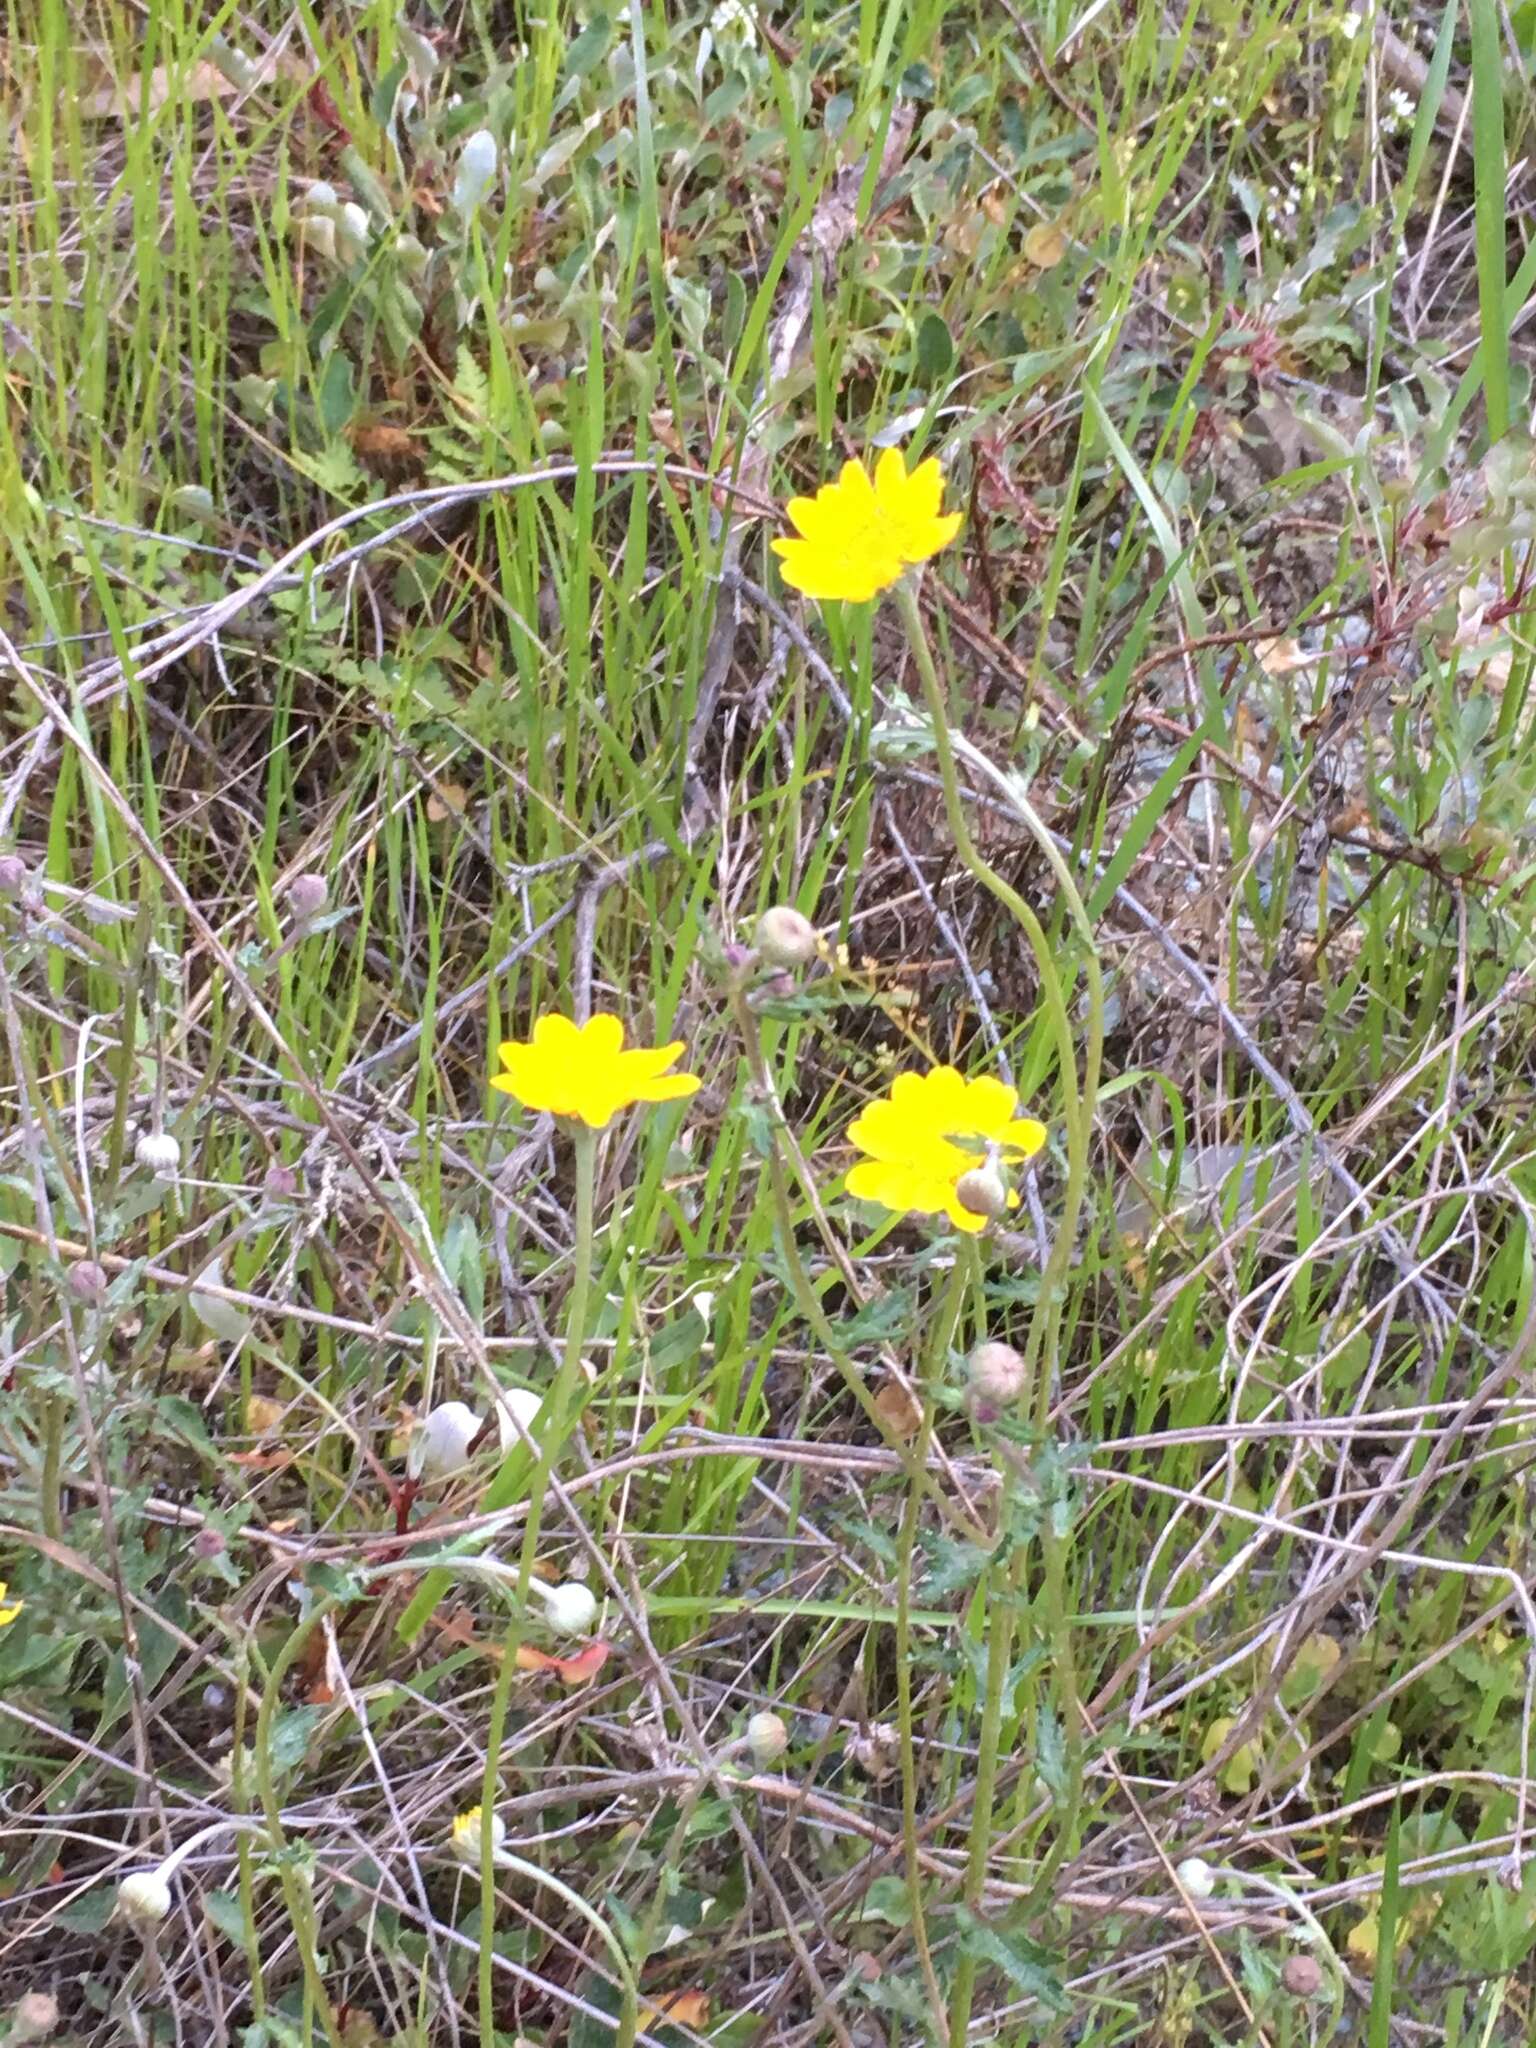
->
514;1638;612;1686
307;78;350;141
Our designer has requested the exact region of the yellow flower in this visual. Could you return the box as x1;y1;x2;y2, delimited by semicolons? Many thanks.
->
845;1066;1046;1235
771;446;962;602
0;1583;21;1629
491;1013;700;1130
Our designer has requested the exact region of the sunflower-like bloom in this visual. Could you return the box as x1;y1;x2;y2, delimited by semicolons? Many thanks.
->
0;1583;21;1629
846;1066;1046;1234
492;1014;700;1130
771;447;962;602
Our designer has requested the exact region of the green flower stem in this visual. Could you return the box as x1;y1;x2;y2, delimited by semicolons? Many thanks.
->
472;1609;644;2046
894;577;1096;2039
477;1615;521;2043
948;1546;1021;2043
726;982;986;1544
491;1845;640;2043
252;1602;346;2048
896;1254;968;2034
39;1394;64;1541
503;1122;597;1591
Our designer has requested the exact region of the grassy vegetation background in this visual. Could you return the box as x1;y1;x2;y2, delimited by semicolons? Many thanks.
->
4;0;1536;2041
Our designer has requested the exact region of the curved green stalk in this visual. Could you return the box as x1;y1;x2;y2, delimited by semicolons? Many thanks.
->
893;578;1097;2041
896;1254;969;2033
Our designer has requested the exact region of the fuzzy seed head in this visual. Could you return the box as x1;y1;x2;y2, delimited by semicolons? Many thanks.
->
955;1166;1008;1219
9;1991;60;2041
1175;1856;1216;1901
1281;1955;1322;1998
966;1340;1027;1407
68;1258;109;1302
286;872;329;920
754;905;819;969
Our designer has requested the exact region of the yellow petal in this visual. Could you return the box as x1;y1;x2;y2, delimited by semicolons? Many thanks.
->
532;1013;582;1054
836;457;876;507
942;1190;990;1234
903;457;945;522
873;446;909;501
579;1014;626;1056
957;1075;1021;1139
635;1073;702;1105
1000;1117;1048;1159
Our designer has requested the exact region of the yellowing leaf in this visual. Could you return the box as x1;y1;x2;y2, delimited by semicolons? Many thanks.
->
1280;1632;1342;1711
1201;1714;1261;1796
642;1991;711;2028
1023;222;1067;268
245;1395;286;1435
874;1382;923;1438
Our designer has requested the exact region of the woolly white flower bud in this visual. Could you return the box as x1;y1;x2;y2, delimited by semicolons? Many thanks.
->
1175;1856;1217;1900
754;905;819;969
134;1131;181;1179
532;1580;598;1634
746;1710;788;1767
494;1386;545;1451
450;1805;507;1862
115;1867;174;1927
412;1401;483;1480
452;129;498;218
335;201;371;263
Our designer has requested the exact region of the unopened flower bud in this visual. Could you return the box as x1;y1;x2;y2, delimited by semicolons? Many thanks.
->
68;1258;109;1302
955;1165;1008;1218
192;1527;226;1560
286;872;328;920
754;905;819;970
494;1386;544;1450
0;855;27;899
263;1163;298;1198
8;1991;60;2041
1175;1855;1217;1901
115;1867;174;1927
535;1580;597;1634
1281;1954;1322;1998
746;1710;788;1767
335;201;371;263
451;1804;506;1862
966;1341;1027;1407
134;1131;181;1179
412;1401;483;1480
